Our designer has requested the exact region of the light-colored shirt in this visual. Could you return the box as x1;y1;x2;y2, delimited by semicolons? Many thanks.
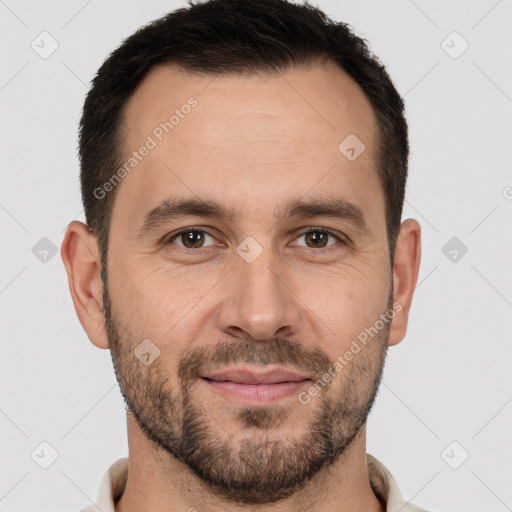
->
79;454;428;511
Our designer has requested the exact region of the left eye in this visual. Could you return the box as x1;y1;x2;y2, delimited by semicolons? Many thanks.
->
294;229;342;249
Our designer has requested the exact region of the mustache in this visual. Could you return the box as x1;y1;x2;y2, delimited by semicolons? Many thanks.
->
178;337;334;384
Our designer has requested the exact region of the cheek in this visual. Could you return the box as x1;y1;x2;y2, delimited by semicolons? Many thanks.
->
302;266;389;333
110;261;218;352
295;280;389;378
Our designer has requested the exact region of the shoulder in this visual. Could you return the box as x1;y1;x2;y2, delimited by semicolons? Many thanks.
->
367;453;431;512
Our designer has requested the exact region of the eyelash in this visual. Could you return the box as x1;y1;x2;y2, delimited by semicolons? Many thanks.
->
163;226;348;252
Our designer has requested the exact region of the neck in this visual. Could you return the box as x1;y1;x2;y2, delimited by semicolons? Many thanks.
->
115;413;384;512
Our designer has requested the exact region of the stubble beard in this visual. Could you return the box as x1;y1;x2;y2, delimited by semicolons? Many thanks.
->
103;276;390;504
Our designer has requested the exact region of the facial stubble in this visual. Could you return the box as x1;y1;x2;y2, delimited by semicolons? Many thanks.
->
103;274;391;504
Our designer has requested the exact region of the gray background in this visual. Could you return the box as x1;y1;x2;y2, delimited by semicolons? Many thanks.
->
1;0;511;511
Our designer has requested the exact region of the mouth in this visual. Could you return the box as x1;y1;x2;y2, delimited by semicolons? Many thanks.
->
200;366;312;404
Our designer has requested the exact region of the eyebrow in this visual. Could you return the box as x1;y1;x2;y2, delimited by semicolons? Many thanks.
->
137;195;371;238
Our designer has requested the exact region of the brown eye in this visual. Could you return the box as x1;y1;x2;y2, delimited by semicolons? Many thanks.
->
295;229;342;249
167;229;216;249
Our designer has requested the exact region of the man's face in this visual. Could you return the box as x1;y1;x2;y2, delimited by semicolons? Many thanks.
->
104;62;392;503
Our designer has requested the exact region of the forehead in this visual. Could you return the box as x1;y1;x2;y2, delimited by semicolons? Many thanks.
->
122;61;376;153
114;61;383;233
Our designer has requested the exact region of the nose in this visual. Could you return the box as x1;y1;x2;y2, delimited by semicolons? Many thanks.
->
216;246;301;342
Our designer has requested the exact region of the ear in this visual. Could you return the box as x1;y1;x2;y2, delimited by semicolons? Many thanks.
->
388;218;421;347
60;221;109;349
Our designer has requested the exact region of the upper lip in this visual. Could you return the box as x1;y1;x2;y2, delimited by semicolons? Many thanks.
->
202;367;311;384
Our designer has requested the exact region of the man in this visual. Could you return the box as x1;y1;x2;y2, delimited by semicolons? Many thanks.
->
61;0;423;510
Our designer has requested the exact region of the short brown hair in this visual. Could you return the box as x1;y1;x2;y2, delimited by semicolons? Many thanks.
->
79;0;408;271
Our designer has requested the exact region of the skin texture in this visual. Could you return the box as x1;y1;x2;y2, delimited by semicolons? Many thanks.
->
61;61;421;512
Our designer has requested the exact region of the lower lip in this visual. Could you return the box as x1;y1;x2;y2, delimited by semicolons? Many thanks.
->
203;378;310;404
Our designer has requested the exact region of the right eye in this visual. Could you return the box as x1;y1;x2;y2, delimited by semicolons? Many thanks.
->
165;228;217;250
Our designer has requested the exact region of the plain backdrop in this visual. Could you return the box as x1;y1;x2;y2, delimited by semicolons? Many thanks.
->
1;1;511;511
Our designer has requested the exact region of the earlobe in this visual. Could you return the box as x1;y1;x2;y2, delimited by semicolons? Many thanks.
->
388;218;422;347
60;221;110;349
